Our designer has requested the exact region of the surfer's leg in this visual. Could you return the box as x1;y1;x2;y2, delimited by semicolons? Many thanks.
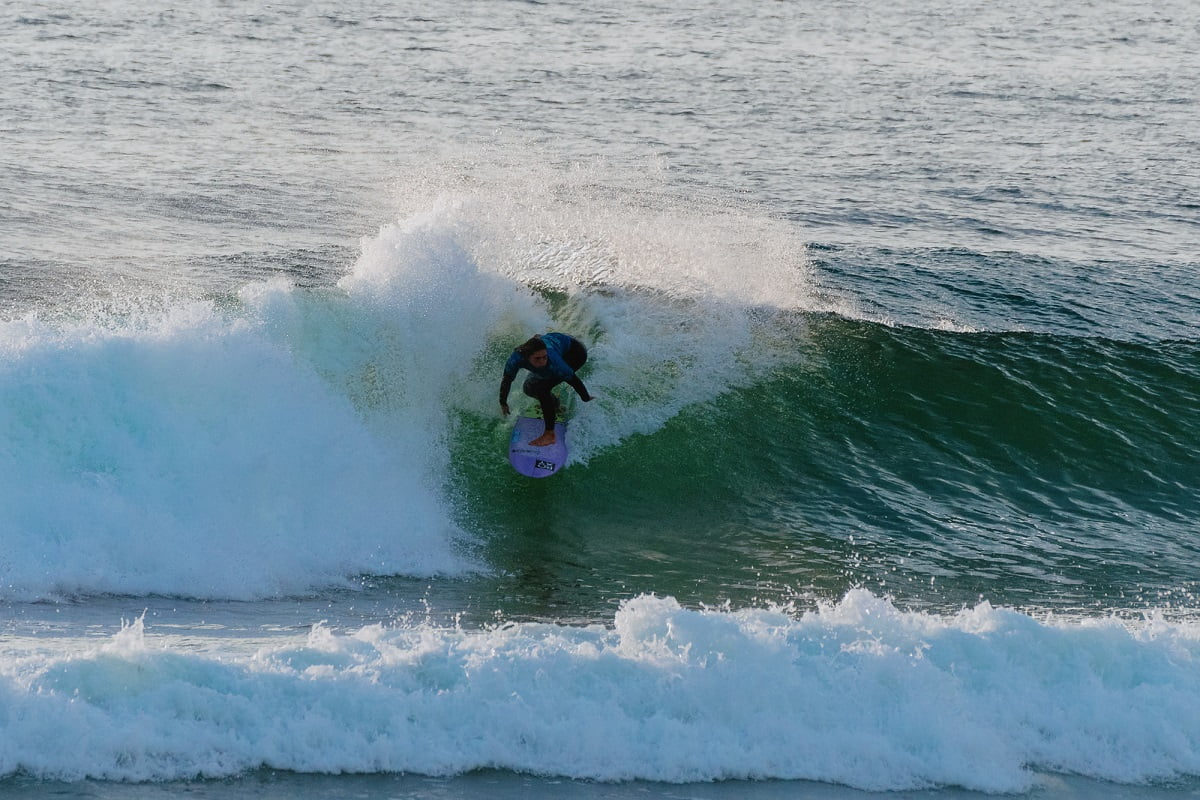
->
533;393;558;433
523;376;560;435
564;340;588;371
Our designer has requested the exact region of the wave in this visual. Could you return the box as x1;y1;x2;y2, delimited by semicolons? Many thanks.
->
0;170;812;602
789;315;1200;518
449;310;1200;614
3;161;1195;606
0;295;476;601
3;592;1200;791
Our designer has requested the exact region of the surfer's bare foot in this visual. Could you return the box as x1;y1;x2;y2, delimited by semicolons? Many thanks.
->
530;432;557;447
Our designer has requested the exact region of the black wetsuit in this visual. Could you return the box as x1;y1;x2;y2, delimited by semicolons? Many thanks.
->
499;333;591;433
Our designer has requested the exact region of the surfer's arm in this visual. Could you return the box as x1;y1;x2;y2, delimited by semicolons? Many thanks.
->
499;373;515;413
566;375;592;402
499;353;523;413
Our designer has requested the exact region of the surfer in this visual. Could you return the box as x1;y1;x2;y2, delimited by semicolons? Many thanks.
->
499;333;593;446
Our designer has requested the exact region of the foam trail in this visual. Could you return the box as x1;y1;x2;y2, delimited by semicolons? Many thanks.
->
3;593;1200;790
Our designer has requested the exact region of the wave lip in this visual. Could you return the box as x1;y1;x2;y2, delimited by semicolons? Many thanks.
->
4;592;1200;791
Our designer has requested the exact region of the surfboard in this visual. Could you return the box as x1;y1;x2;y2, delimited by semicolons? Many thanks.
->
508;416;568;478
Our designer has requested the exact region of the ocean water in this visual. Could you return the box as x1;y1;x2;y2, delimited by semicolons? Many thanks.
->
2;1;1199;797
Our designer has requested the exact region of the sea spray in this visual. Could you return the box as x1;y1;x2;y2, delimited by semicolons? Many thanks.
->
368;157;822;462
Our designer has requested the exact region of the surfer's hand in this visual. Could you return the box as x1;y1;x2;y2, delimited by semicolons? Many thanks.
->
581;394;594;402
500;403;510;416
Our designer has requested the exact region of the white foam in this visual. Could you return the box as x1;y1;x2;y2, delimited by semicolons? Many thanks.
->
0;289;477;601
3;592;1199;790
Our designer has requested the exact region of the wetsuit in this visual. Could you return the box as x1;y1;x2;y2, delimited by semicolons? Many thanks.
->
499;333;591;434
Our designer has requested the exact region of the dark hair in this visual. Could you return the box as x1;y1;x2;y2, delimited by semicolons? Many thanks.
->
516;335;546;357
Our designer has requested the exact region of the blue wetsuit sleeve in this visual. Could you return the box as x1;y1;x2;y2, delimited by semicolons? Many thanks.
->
503;352;523;379
500;352;524;405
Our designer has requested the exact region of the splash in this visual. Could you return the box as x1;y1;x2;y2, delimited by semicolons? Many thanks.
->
367;153;819;460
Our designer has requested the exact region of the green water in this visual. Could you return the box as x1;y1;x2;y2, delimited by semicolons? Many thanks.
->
450;314;1200;620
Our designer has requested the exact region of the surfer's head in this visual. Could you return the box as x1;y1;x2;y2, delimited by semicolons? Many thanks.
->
517;336;548;367
516;335;545;356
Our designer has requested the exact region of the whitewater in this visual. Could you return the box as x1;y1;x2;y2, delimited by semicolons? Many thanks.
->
3;1;1200;798
6;593;1200;793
